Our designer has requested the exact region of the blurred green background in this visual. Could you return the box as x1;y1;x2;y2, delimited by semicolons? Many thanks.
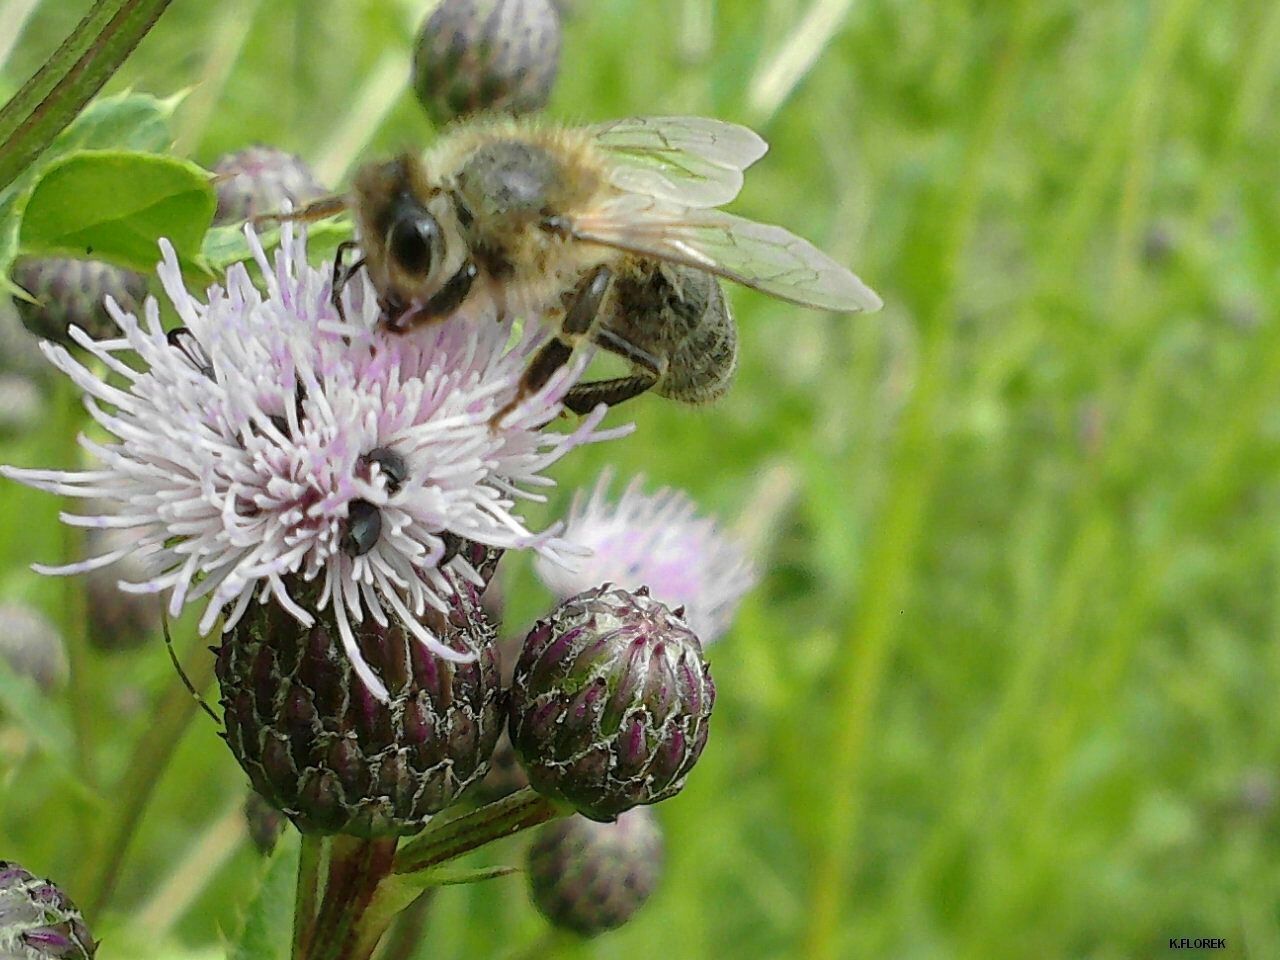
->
3;0;1280;957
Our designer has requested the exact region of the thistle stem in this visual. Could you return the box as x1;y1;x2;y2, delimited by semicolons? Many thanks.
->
293;834;325;960
81;622;215;916
394;788;564;875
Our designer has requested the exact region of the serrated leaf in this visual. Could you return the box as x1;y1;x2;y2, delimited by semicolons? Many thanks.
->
231;835;299;960
18;150;215;273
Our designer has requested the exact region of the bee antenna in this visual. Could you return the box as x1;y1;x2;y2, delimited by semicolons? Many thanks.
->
161;605;221;725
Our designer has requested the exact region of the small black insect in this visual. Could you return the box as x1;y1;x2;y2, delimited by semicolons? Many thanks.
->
341;499;383;556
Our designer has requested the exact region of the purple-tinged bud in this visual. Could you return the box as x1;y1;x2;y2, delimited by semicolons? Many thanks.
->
0;603;67;694
216;576;504;838
527;808;663;937
11;257;147;345
0;861;95;959
211;146;326;224
508;584;715;822
412;0;562;126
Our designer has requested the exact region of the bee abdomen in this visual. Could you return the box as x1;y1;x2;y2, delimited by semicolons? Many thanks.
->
655;274;737;404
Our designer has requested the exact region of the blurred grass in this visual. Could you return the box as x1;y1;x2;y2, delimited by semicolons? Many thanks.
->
4;0;1280;957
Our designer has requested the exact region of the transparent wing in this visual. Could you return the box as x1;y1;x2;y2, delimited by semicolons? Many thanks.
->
591;116;769;208
573;196;883;312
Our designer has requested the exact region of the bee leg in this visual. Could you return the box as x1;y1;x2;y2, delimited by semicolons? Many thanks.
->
562;374;657;414
330;241;366;323
560;325;667;414
383;262;479;333
252;193;346;229
490;265;613;426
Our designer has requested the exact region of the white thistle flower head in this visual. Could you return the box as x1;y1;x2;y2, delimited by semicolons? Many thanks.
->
534;470;756;643
1;226;629;700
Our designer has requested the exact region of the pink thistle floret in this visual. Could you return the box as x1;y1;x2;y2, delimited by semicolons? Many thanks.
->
534;470;755;643
1;227;629;699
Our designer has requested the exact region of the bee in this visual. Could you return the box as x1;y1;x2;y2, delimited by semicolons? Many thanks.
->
281;116;882;414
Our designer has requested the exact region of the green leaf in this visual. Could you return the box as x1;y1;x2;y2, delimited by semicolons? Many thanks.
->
18;150;215;273
231;835;299;960
0;91;179;291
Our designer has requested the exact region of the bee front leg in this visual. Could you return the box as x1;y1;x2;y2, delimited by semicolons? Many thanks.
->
490;265;613;426
383;262;479;333
330;240;366;323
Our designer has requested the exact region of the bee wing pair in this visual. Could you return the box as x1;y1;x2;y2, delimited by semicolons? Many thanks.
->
579;116;883;313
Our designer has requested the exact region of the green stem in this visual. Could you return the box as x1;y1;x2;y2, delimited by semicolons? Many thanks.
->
368;890;433;960
81;624;216;916
293;834;325;960
52;380;95;792
394;788;563;875
309;836;398;960
0;0;175;193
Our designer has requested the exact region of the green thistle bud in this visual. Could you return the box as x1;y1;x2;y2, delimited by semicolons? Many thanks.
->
0;862;95;959
527;808;663;937
0;603;67;694
508;585;715;822
244;791;287;856
11;257;147;345
411;0;562;126
212;146;326;224
216;576;503;838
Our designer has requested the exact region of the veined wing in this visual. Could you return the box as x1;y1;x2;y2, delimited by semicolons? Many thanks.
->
573;196;882;313
591;116;769;208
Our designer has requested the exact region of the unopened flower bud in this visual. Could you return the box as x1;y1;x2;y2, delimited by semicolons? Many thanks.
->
0;603;67;694
244;791;287;856
0;861;95;959
212;146;326;224
412;0;561;126
217;576;503;837
509;585;715;821
527;808;663;937
11;257;147;345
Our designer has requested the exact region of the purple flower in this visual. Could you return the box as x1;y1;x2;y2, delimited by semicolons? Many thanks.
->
2;227;628;699
534;470;755;643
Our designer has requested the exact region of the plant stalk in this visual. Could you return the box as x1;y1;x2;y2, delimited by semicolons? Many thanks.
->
0;0;175;193
394;788;563;875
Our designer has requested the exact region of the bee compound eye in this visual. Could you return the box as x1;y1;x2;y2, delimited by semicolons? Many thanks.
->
341;499;383;557
387;213;441;277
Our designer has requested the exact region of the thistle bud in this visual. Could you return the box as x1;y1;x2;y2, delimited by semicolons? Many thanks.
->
11;257;147;345
216;576;503;837
211;146;326;224
0;603;67;694
84;520;158;651
508;585;715;822
244;791;287;856
527;808;663;937
411;0;561;126
0;861;95;959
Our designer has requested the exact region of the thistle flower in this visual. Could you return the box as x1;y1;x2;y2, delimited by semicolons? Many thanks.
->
534;471;755;643
0;862;95;959
527;808;663;937
1;226;626;700
509;584;715;821
212;146;326;224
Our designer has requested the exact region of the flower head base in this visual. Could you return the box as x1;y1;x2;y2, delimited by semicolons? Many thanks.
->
534;471;755;643
1;227;626;699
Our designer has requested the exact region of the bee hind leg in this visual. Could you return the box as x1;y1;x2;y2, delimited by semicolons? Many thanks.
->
562;374;657;414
